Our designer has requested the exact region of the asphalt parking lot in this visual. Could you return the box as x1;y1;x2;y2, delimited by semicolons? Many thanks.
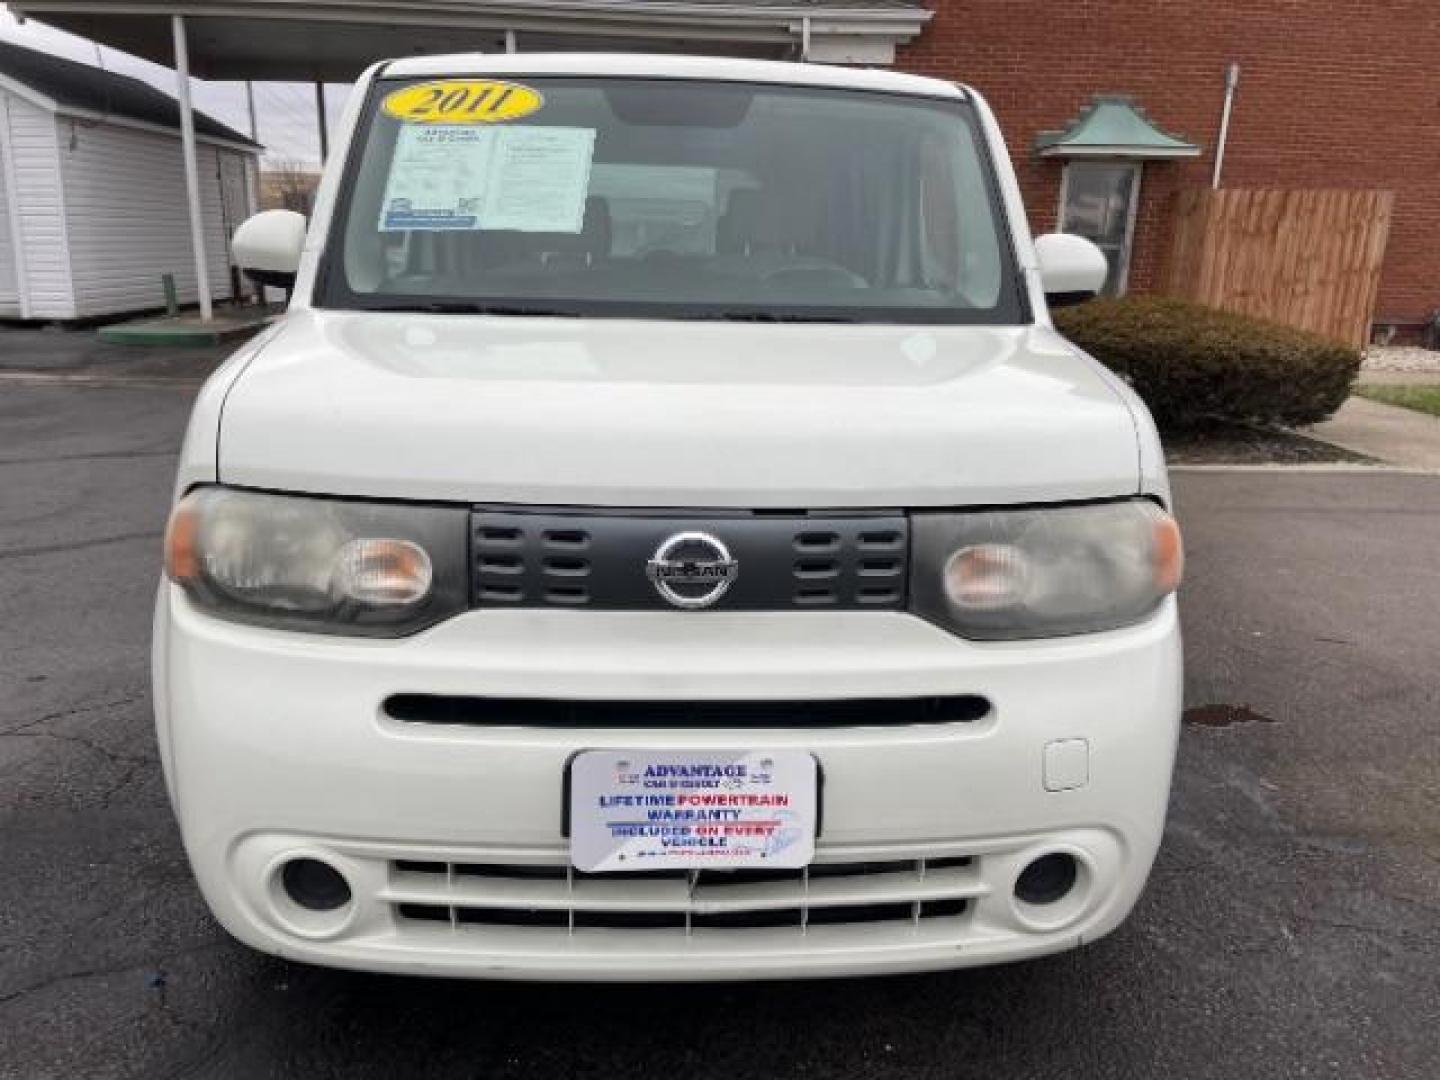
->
1;361;1438;1079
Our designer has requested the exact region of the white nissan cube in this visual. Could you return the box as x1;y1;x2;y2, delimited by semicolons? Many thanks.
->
154;54;1183;981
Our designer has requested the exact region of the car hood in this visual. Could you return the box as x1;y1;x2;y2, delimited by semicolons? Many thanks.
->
218;309;1140;507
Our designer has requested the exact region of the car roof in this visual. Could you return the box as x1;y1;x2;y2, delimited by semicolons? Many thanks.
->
380;53;964;100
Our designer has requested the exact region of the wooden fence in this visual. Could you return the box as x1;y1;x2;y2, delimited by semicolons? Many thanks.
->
1164;188;1393;348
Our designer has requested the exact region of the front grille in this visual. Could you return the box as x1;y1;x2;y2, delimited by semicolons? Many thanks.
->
388;856;978;934
471;509;907;611
383;693;990;728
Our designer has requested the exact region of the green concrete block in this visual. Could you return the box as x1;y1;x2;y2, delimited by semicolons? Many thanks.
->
97;311;275;347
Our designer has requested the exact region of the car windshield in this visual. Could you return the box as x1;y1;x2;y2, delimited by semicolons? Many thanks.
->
321;76;1023;324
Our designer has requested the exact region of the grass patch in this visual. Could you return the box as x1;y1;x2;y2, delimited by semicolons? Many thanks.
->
1357;385;1440;417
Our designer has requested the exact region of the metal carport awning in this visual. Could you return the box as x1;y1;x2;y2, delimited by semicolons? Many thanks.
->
9;1;929;320
9;1;933;80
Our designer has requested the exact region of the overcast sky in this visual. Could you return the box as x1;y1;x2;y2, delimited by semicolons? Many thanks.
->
0;2;349;166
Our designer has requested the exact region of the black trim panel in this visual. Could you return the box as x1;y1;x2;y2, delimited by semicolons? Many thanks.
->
386;694;990;729
471;508;908;611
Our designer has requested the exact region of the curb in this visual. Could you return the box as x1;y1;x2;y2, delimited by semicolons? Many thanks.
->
0;372;206;389
1170;463;1439;475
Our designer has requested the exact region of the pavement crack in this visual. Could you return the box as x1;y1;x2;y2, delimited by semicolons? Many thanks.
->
1;729;155;766
0;940;227;1009
0;693;143;736
98;760;150;804
0;530;162;561
1284;911;1440;951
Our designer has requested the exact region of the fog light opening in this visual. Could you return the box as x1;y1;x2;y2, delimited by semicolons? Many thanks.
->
280;857;352;913
1014;852;1078;906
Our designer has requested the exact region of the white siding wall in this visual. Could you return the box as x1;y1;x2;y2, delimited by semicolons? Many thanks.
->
198;142;233;305
0;110;17;316
1;92;72;318
245;154;260;218
59;118;247;318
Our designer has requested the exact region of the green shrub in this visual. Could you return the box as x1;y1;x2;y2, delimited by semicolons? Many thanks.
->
1054;296;1361;430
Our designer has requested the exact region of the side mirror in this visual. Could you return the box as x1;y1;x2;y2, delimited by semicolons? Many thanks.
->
232;209;307;291
1035;233;1108;307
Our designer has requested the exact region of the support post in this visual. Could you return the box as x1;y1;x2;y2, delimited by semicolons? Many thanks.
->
315;82;329;162
172;15;212;320
245;80;258;141
504;29;517;53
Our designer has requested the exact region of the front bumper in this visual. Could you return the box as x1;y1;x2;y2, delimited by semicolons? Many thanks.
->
154;588;1182;981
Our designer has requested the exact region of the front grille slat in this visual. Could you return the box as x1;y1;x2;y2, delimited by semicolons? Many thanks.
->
471;510;907;611
388;856;977;934
387;871;693;913
692;867;981;914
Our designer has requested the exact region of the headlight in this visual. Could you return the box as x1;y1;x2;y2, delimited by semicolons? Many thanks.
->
910;499;1182;640
164;486;469;636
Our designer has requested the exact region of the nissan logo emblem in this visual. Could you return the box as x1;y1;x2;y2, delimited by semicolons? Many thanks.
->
645;532;739;609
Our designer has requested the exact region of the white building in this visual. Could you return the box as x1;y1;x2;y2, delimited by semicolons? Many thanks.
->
0;39;261;320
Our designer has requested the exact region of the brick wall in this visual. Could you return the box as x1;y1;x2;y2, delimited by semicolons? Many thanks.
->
898;0;1440;321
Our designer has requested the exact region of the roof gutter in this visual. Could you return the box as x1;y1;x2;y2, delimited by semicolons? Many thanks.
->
63;106;262;152
0;67;261;153
12;1;929;25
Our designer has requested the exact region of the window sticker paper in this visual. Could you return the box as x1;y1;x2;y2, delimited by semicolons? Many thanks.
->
476;126;596;234
379;125;596;234
379;125;494;231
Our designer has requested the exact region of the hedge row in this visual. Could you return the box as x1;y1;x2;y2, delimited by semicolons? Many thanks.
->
1054;297;1361;431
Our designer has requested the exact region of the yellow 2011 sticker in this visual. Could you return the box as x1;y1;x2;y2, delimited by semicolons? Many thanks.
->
382;79;543;124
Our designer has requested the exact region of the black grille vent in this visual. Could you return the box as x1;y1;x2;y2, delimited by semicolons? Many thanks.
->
475;519;595;606
791;526;904;606
470;510;907;611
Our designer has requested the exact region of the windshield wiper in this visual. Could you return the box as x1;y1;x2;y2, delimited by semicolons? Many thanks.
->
363;301;580;317
360;302;856;322
688;311;858;324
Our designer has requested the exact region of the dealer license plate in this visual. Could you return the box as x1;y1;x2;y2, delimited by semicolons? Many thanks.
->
568;749;818;872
